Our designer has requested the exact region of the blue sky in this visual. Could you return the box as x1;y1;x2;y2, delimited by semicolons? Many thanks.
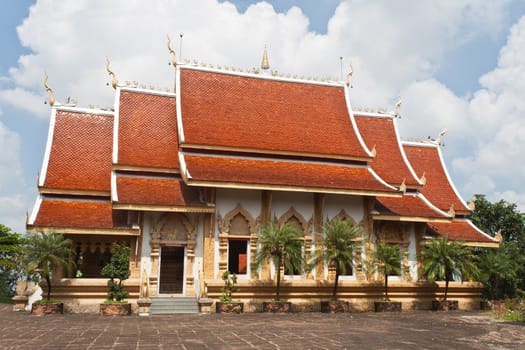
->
1;0;525;233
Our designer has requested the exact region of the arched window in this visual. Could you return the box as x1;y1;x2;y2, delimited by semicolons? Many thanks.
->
228;213;250;274
219;204;256;276
278;207;307;277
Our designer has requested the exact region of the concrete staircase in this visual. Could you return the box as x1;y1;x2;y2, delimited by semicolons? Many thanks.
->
150;297;199;315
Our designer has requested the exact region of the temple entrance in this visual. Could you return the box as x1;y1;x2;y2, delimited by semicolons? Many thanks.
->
159;246;185;295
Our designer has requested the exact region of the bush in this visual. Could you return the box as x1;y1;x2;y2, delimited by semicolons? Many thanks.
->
101;243;130;303
220;271;237;303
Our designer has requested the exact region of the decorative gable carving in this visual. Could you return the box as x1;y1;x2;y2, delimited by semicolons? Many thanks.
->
277;206;309;235
151;213;196;241
218;203;257;235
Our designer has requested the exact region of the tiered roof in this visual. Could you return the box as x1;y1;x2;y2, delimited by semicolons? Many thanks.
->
27;64;498;247
177;66;398;196
111;88;212;212
354;113;421;189
28;108;138;235
403;141;471;216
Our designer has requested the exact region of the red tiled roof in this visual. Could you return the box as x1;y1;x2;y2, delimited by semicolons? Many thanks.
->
182;153;398;195
355;115;420;188
374;194;450;221
178;68;370;160
43;110;112;192
117;90;179;170
427;220;499;245
115;174;204;207
403;143;470;214
32;198;123;229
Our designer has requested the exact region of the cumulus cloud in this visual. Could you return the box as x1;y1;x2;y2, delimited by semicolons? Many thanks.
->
2;0;513;111
453;16;525;211
0;194;31;234
0;122;24;192
0;87;48;118
0;122;32;232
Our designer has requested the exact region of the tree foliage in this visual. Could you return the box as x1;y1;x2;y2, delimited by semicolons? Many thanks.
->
470;194;525;299
101;243;131;302
309;218;361;299
470;194;525;246
0;224;25;299
420;236;479;300
251;222;303;301
24;232;75;301
374;243;402;301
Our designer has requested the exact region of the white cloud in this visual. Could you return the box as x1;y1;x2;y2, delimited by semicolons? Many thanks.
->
399;79;470;143
0;88;48;118
494;190;525;212
0;122;24;192
0;193;32;234
3;0;512;111
0;122;31;233
452;16;525;208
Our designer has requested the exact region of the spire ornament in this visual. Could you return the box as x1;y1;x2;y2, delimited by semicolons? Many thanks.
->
261;45;270;70
167;35;177;67
345;63;353;88
43;72;55;106
105;58;118;89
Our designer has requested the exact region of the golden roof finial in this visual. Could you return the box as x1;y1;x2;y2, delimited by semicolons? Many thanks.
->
105;58;118;89
399;178;407;193
43;72;55;106
345;63;353;87
167;35;177;67
495;229;503;243
261;45;270;70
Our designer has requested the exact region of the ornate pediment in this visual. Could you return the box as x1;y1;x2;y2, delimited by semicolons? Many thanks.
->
150;213;196;241
217;203;257;235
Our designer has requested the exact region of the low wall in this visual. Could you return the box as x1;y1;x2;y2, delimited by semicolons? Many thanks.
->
44;278;140;313
41;278;482;313
205;279;484;312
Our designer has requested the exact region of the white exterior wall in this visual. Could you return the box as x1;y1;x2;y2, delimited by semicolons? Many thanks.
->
215;189;261;221
407;223;418;281
324;194;364;223
271;191;314;222
323;194;366;280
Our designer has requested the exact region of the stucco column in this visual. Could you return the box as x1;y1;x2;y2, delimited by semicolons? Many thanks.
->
149;241;160;296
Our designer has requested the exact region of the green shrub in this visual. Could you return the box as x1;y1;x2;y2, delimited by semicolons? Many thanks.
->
101;243;130;303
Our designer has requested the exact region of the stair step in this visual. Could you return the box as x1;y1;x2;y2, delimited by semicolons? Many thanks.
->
150;297;199;315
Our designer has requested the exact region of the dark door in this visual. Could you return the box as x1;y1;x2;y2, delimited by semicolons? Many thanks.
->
159;246;185;294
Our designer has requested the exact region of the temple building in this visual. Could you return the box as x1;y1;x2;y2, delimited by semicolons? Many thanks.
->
26;51;499;313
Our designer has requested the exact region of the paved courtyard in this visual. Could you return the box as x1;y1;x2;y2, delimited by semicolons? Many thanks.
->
0;304;523;350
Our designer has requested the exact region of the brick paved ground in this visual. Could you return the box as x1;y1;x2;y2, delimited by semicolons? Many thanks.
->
0;304;523;350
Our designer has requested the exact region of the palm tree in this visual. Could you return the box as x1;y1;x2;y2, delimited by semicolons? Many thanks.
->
420;236;479;300
25;232;74;301
251;222;303;301
374;243;402;301
310;218;361;299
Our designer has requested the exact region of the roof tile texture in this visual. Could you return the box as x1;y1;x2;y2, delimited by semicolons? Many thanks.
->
34;199;117;229
179;69;369;159
116;175;201;206
355;116;419;187
375;195;448;219
184;154;396;193
427;221;496;243
117;90;179;169
403;144;470;213
44;110;112;192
